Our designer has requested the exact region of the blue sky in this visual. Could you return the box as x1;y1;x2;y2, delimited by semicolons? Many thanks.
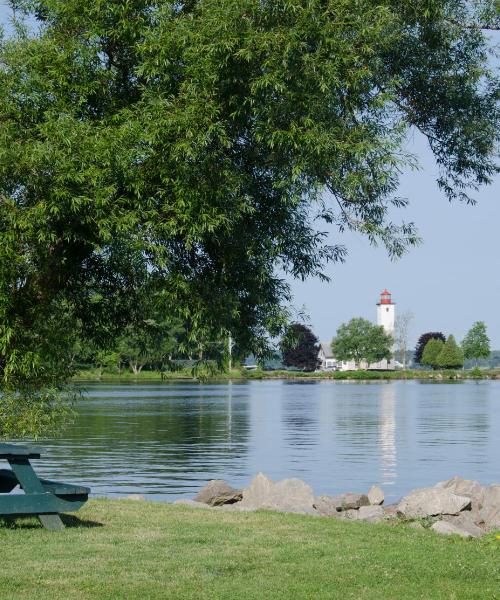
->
289;131;500;347
1;3;499;347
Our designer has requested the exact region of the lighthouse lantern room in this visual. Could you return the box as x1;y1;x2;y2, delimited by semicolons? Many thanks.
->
379;289;392;305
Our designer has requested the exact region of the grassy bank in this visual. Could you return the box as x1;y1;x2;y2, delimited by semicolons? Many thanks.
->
0;500;499;599
73;367;500;383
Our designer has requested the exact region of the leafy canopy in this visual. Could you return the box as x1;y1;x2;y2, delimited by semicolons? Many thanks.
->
414;332;446;364
462;321;491;363
421;338;445;369
280;323;320;371
0;0;499;435
437;335;465;369
331;318;393;367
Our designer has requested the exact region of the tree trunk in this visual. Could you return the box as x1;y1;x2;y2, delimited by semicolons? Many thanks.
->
130;362;142;376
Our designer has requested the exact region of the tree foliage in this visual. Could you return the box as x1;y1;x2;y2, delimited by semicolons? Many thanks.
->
117;320;180;375
437;335;464;369
0;0;499;435
331;318;393;368
462;321;491;365
280;323;320;371
421;338;445;369
415;332;446;364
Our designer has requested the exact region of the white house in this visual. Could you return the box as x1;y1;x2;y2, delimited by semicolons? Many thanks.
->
318;342;337;370
318;289;396;371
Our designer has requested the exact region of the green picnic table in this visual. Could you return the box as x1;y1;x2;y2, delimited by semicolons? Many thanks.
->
0;443;90;530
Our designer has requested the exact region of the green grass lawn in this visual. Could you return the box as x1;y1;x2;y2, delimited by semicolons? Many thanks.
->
1;500;499;600
73;367;500;383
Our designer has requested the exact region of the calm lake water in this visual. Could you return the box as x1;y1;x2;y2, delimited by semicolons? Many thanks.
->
31;380;500;504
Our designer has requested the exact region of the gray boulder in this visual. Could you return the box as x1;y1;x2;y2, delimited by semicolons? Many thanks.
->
341;509;360;520
368;485;384;506
313;495;342;517
314;492;374;514
358;505;385;523
240;472;315;514
398;487;471;518
384;504;404;519
337;492;370;510
443;513;485;537
431;520;478;538
479;484;500;529
435;476;483;508
194;480;243;506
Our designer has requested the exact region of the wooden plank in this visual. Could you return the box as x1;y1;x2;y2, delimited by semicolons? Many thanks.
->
0;493;63;515
38;514;64;531
40;478;90;496
0;492;88;515
9;458;46;494
0;469;89;497
0;443;41;459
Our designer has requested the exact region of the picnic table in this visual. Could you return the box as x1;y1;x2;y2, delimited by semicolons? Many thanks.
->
0;443;90;530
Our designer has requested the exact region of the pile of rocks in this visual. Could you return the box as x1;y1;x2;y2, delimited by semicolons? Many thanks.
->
396;475;500;538
174;473;500;538
314;485;385;523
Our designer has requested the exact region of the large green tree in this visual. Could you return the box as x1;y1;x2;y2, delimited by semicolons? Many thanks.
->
437;335;465;369
331;318;393;368
462;321;491;366
421;338;445;369
414;332;446;364
0;0;498;436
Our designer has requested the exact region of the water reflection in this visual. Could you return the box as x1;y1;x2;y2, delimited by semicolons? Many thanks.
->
378;384;396;486
27;380;500;503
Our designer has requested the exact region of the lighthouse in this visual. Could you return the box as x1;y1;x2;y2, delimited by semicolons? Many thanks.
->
375;289;395;370
377;289;395;336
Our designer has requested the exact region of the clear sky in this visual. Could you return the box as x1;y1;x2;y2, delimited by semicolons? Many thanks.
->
1;4;499;347
289;130;500;347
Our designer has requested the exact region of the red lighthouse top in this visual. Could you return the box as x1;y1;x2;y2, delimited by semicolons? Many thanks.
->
378;289;393;305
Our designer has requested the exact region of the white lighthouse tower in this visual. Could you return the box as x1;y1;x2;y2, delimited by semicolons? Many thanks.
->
375;289;395;370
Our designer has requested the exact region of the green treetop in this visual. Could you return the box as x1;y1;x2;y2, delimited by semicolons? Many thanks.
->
462;322;491;366
421;338;445;370
437;335;464;370
0;0;498;436
331;318;392;369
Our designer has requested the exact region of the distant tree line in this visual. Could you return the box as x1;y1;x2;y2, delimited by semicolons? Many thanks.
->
279;319;495;373
280;318;393;371
414;322;491;370
73;292;243;376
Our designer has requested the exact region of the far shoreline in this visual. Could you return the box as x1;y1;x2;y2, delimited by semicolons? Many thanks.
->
72;368;500;384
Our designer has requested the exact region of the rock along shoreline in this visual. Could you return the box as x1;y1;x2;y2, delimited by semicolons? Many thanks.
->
170;473;500;539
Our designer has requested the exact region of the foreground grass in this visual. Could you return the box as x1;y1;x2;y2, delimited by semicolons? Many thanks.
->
1;500;499;600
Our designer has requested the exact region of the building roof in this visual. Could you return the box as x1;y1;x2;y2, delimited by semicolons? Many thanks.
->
319;342;334;359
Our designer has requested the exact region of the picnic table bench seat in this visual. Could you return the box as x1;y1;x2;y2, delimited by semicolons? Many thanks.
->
0;443;90;530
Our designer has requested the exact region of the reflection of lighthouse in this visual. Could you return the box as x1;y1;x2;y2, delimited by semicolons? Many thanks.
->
379;384;397;485
375;289;395;370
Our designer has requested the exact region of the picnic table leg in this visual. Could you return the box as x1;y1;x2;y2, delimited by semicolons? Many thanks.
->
38;514;65;531
8;458;65;531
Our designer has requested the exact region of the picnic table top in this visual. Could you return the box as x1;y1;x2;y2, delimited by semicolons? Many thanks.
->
0;443;42;459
